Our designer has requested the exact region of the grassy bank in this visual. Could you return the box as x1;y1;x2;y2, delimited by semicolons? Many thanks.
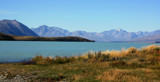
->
0;45;160;81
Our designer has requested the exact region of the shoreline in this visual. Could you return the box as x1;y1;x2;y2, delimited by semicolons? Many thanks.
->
0;45;160;81
0;44;159;63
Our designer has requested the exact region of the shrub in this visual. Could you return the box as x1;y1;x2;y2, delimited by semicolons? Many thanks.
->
54;56;76;64
87;52;94;59
100;54;110;62
126;47;138;54
31;55;48;65
95;51;102;61
24;55;76;65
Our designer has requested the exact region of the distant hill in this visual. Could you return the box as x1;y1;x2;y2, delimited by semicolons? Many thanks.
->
0;20;38;36
32;25;160;42
0;33;94;42
131;35;160;43
31;25;70;37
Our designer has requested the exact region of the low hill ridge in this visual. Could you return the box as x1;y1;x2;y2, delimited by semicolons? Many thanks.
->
0;32;94;42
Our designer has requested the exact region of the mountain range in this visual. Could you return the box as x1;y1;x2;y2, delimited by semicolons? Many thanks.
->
0;19;160;42
31;25;160;42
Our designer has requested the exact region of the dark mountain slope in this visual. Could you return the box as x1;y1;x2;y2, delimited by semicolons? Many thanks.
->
0;20;38;36
0;32;15;40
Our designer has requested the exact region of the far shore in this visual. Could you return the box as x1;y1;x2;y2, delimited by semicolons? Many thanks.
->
0;32;95;42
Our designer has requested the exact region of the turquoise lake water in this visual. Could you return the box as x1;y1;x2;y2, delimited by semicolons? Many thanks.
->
0;41;159;62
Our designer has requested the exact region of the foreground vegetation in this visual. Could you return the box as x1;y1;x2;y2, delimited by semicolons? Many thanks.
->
0;45;160;81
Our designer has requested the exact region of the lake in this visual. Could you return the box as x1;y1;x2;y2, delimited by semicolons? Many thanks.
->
0;41;159;62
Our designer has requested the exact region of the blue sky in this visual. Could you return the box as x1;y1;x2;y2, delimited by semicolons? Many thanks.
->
0;0;160;32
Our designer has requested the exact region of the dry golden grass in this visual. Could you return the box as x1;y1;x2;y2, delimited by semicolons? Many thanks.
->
72;74;82;80
127;58;139;65
13;36;35;40
102;47;139;57
97;69;142;82
97;68;160;82
143;45;158;50
103;50;122;57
